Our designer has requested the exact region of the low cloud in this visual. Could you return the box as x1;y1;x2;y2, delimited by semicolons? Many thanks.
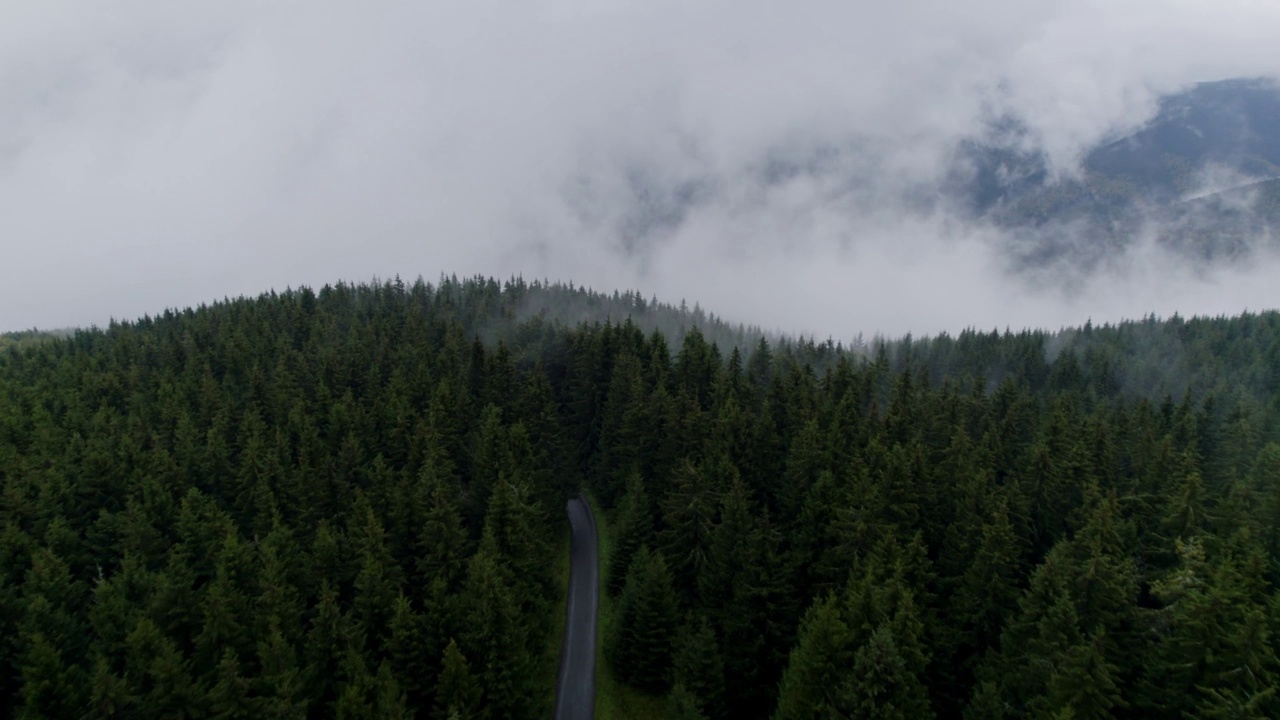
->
4;0;1280;337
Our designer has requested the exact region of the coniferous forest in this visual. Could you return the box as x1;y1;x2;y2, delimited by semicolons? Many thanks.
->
2;275;1280;719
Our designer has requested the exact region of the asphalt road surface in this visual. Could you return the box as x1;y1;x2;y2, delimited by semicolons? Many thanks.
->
555;494;599;720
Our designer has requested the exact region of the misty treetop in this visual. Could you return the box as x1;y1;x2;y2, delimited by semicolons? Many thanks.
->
2;274;1280;718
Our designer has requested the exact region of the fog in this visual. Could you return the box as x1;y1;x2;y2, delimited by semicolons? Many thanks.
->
4;0;1280;338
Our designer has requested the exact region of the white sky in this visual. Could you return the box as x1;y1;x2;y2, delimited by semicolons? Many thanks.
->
3;0;1280;337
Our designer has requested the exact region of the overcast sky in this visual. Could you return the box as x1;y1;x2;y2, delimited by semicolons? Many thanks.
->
4;0;1280;337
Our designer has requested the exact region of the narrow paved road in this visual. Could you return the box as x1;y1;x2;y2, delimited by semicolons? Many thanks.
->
555;494;599;720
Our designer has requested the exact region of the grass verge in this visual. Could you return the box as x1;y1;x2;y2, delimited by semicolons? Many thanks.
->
584;491;668;720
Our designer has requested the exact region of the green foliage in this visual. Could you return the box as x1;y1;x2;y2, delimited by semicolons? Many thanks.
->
667;683;711;720
773;595;852;720
4;275;1280;720
672;615;726;720
608;547;680;695
433;639;482;720
0;277;600;718
458;530;538;719
844;625;931;720
608;470;655;598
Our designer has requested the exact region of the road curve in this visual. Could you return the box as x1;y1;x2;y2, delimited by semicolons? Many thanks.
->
555;494;599;720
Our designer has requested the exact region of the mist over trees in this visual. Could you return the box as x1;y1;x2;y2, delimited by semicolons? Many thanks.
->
2;275;1279;717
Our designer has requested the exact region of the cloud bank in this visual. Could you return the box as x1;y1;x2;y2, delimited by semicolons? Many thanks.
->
4;0;1280;337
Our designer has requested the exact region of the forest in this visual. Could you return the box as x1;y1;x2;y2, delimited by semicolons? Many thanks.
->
2;275;1279;718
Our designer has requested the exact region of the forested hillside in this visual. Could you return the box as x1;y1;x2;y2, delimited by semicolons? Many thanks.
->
961;78;1280;266
2;276;1279;718
0;330;74;353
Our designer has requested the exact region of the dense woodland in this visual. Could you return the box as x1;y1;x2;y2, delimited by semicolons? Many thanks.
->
2;275;1280;718
0;330;74;354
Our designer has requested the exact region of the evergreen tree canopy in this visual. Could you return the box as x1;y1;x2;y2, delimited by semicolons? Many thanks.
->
2;275;1280;718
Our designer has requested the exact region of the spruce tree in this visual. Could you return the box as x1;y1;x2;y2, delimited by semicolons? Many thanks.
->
385;594;429;711
608;470;655;598
255;626;306;720
433;639;482;720
458;530;535;718
841;625;933;720
414;453;470;591
659;460;717;599
1037;632;1124;720
608;546;679;694
673;615;726;720
668;683;712;720
208;648;255;720
773;595;852;720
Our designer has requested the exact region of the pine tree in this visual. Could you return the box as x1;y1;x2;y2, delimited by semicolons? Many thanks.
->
18;632;87;720
673;615;726;720
840;549;934;719
334;655;375;720
942;498;1023;709
414;453;471;592
124;616;200;719
773;596;852;720
1036;632;1124;720
978;506;1136;720
481;473;554;634
466;404;511;529
718;506;795;717
668;682;712;720
433;639;482;720
608;470;655;598
1162;449;1207;540
255;626;306;720
85;656;129;720
698;476;754;615
777;419;829;522
193;554;251;679
840;625;933;720
303;582;363;712
1145;534;1280;718
386;594;430;711
208;648;256;720
371;662;411;720
458;530;535;718
597;351;647;506
255;525;303;643
780;534;936;719
659;460;717;599
608;546;680;694
15;545;89;718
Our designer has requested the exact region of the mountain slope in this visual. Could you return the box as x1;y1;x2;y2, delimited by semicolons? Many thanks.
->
961;77;1280;265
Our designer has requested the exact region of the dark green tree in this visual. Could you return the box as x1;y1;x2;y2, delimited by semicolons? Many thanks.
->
673;615;726;720
608;470;655;598
608;546;680;694
433;639;482;720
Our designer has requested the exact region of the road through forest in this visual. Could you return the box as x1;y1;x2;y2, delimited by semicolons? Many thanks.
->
554;494;599;720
